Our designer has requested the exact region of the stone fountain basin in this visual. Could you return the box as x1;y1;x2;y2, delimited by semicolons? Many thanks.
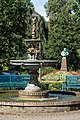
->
0;90;80;113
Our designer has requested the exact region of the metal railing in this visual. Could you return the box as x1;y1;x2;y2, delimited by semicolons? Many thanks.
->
0;75;30;90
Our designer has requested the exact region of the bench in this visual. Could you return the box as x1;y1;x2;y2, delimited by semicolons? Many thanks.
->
62;75;80;91
0;75;30;90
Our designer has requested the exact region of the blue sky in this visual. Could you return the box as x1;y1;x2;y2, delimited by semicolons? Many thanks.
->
31;0;48;21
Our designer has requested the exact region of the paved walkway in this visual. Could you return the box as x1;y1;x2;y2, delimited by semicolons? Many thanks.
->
0;110;80;120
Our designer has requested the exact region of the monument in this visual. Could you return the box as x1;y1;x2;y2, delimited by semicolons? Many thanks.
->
60;48;69;71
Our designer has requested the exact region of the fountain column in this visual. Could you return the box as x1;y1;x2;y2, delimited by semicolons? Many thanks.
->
24;14;42;85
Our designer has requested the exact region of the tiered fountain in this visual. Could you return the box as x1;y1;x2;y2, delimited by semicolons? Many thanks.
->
10;14;57;98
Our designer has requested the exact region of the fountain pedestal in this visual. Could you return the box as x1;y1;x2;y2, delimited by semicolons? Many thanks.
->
19;84;48;98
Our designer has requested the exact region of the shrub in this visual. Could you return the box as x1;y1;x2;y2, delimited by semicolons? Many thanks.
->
41;67;56;75
40;82;62;91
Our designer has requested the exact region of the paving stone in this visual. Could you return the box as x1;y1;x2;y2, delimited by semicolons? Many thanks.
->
0;110;80;120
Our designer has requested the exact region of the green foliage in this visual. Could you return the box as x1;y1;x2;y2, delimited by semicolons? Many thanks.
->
41;66;56;75
0;0;33;69
44;0;80;70
40;81;62;90
0;0;48;70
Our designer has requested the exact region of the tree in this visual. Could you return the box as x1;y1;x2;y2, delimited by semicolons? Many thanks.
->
0;0;33;69
44;0;80;70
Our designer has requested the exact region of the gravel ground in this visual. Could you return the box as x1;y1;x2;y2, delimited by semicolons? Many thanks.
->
0;110;80;120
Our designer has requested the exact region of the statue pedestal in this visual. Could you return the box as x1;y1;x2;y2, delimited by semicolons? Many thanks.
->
60;57;67;71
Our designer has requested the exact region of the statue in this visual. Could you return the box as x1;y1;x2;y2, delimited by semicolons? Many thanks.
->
27;45;40;60
60;48;69;71
61;48;69;57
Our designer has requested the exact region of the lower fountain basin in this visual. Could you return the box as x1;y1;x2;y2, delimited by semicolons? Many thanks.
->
0;90;80;113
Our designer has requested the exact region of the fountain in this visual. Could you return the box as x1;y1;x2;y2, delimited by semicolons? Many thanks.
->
10;14;57;99
0;14;80;113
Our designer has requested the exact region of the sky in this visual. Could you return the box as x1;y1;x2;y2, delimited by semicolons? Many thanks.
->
31;0;48;21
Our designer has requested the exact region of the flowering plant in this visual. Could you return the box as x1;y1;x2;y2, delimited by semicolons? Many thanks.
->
41;71;72;81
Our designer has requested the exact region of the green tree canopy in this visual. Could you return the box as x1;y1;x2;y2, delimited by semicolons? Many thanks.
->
44;0;80;70
0;0;33;69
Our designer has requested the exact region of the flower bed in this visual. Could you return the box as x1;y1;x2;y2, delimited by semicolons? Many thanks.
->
41;71;72;81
